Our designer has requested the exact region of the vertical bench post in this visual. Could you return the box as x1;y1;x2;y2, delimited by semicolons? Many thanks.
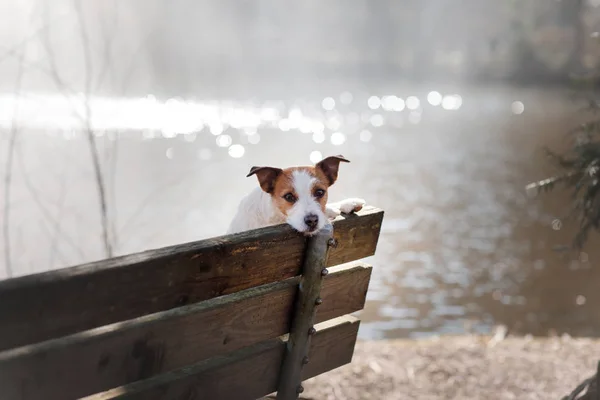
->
276;224;334;400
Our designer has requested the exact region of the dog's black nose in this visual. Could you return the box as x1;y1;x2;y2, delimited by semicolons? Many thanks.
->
304;214;319;230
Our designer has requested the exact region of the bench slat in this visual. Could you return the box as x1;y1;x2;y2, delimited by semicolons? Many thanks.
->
0;263;372;400
84;316;360;400
0;207;383;352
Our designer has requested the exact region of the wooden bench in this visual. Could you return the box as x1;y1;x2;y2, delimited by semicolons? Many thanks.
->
0;206;384;400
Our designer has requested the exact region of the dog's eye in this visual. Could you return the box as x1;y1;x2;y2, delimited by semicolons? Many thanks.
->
283;193;296;203
314;189;325;198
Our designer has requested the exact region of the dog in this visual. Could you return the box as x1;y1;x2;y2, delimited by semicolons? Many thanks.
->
227;155;365;235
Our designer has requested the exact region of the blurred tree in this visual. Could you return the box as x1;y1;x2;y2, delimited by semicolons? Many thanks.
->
508;0;586;83
527;65;600;249
557;0;585;74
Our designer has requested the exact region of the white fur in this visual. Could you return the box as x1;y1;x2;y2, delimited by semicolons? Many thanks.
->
227;172;366;235
325;198;367;217
227;187;285;234
285;170;327;233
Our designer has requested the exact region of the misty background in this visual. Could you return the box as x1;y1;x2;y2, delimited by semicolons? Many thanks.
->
1;0;600;340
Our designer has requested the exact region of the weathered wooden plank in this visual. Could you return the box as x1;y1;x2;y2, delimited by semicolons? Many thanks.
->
302;315;360;380
0;207;383;351
0;263;372;400
316;263;372;323
83;316;360;400
277;224;333;400
328;206;383;267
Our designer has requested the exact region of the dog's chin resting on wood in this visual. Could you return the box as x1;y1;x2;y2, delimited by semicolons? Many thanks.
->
227;155;366;236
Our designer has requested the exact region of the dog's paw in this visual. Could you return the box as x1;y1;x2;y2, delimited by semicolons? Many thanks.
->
325;206;339;220
326;198;366;220
338;198;366;214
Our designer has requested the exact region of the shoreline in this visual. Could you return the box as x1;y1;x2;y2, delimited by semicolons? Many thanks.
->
301;334;600;400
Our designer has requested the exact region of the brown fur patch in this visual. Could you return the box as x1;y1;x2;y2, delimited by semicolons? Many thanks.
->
270;167;330;217
315;155;349;185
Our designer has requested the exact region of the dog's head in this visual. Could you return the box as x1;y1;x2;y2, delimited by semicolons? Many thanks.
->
247;155;349;235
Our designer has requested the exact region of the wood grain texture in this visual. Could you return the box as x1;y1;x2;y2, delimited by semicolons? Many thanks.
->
316;263;372;324
83;316;360;400
277;224;333;400
0;207;383;351
327;206;383;267
0;264;371;400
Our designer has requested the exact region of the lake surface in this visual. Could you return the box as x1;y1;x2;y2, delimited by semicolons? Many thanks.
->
1;81;597;340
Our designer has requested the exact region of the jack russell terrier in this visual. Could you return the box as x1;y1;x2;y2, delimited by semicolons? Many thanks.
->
227;155;366;235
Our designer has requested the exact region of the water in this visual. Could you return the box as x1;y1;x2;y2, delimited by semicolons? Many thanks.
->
1;82;598;340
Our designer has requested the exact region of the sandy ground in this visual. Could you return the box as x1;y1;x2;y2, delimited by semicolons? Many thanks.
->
299;334;600;400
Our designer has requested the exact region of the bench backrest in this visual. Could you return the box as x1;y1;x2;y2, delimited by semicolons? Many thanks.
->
0;207;384;400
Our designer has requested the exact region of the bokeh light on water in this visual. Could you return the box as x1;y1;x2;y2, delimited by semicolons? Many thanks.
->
2;81;597;341
1;0;599;342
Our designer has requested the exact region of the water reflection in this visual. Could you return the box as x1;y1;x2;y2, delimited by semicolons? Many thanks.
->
309;150;323;163
427;91;443;106
340;92;353;105
512;101;525;115
330;132;346;145
406;96;420;110
441;94;463;110
360;129;373;142
0;84;595;341
368;96;381;110
228;144;245;158
322;97;335;110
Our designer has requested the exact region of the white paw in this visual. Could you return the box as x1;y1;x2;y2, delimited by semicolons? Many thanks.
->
338;198;366;214
326;198;366;219
325;206;341;219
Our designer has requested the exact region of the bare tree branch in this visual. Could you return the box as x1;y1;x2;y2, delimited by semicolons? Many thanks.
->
0;44;77;88
73;0;113;258
95;1;121;253
105;131;120;252
3;48;26;278
0;11;70;65
94;0;119;94
35;216;71;269
118;172;197;240
47;171;70;268
15;146;86;261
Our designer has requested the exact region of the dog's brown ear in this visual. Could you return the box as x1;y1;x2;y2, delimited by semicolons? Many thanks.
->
315;155;350;186
247;166;283;193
